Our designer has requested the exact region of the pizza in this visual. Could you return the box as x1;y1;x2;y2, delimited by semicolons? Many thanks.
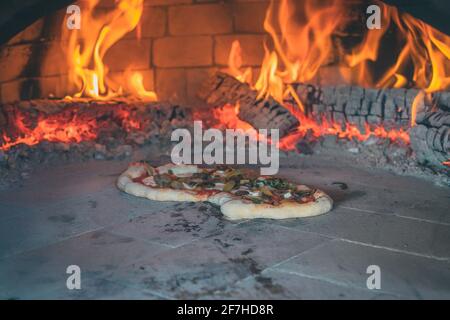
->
117;162;333;220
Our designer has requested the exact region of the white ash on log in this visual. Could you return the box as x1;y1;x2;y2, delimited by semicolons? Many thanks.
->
292;83;450;170
198;72;300;137
200;72;449;133
291;83;450;131
433;92;450;111
410;110;450;169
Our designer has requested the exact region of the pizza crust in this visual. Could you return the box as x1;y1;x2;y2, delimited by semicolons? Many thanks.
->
117;163;333;220
218;190;333;220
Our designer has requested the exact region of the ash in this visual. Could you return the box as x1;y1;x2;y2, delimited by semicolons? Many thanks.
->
0;99;193;190
289;134;450;187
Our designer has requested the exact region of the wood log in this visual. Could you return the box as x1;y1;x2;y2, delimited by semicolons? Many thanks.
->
198;72;300;137
410;110;450;169
290;83;450;131
290;85;450;171
199;72;450;171
199;72;450;135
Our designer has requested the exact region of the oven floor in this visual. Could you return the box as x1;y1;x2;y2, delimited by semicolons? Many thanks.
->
1;152;449;300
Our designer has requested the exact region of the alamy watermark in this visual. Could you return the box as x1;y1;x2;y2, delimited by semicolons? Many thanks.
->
66;5;81;30
366;5;381;30
170;121;280;175
366;265;381;290
66;265;81;290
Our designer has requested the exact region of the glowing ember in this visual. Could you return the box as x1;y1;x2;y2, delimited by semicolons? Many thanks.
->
0;107;145;151
115;109;141;131
64;0;157;100
212;103;268;142
213;103;253;131
213;103;410;152
277;110;411;151
1;114;97;151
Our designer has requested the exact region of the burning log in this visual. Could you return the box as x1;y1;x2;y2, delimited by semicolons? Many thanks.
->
199;72;450;171
200;72;450;133
198;72;300;138
410;110;450;169
0;99;192;152
292;83;450;170
290;83;450;131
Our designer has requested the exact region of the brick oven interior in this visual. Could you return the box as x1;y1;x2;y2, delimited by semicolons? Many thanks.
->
0;0;449;299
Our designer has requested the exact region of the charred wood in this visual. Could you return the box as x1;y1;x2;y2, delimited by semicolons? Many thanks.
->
199;72;450;135
199;72;450;172
198;72;300;137
410;110;450;169
290;83;450;131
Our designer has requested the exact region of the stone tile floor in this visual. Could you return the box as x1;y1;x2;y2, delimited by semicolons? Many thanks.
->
0;151;449;299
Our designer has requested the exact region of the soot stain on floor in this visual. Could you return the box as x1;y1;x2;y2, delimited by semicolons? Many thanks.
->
48;214;76;223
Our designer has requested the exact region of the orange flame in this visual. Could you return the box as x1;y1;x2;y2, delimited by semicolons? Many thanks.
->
213;103;253;131
226;0;450;147
64;0;157;100
1;113;97;151
227;40;253;84
229;0;450;99
346;4;450;92
128;72;158;100
213;103;410;153
252;0;344;103
212;103;271;143
277;111;410;151
0;107;145;151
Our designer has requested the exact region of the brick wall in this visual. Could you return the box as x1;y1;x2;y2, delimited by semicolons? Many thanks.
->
0;0;271;104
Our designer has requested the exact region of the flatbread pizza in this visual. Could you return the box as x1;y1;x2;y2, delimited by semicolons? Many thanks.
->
117;162;333;220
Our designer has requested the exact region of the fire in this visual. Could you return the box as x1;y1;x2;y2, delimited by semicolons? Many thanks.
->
251;0;346;104
213;103;410;153
0;107;145;151
116;109;141;131
0;0;161;151
64;0;157;100
227;41;252;84
0;113;97;151
226;0;450;146
213;103;253;132
127;71;158;100
347;4;450;93
248;0;450;95
278;109;411;151
212;103;268;142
